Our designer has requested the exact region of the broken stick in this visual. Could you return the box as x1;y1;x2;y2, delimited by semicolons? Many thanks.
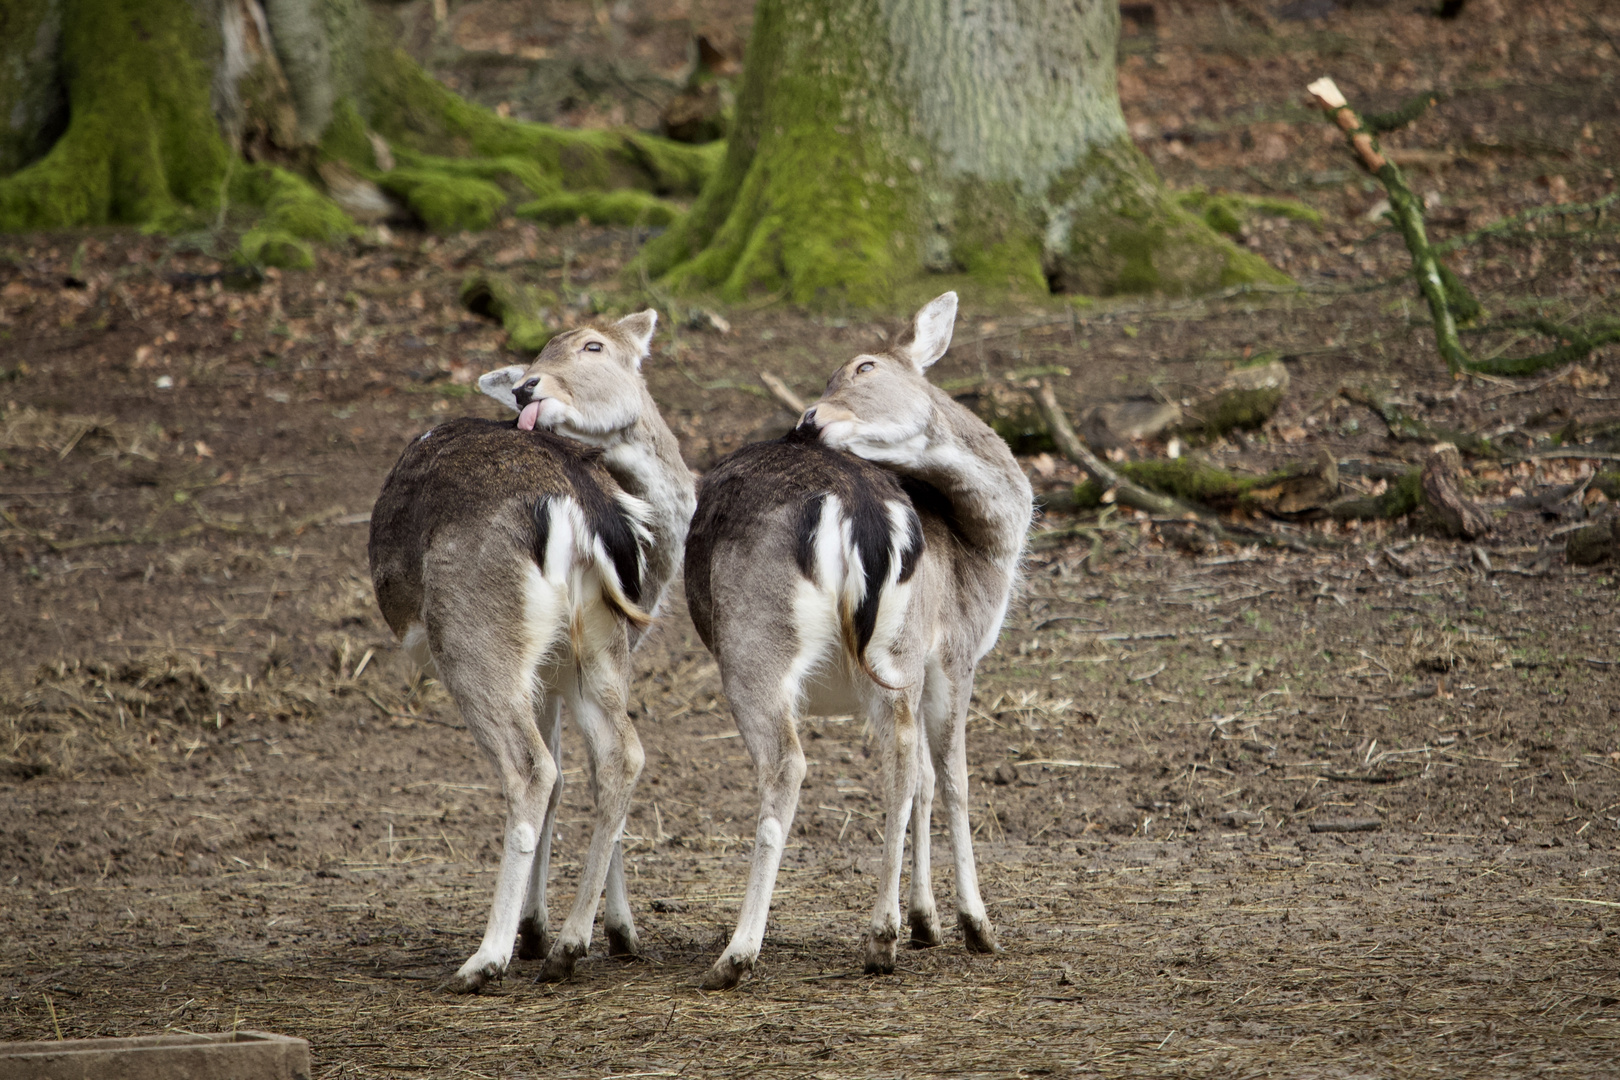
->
1033;381;1194;518
758;372;807;414
1420;442;1492;540
1307;76;1471;376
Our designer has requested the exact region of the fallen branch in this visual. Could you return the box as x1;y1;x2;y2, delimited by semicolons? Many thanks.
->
1338;386;1497;455
1463;317;1620;378
758;372;806;413
1033;381;1204;521
1308;77;1473;375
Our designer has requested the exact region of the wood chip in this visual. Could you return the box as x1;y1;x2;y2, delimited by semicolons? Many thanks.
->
1309;818;1383;833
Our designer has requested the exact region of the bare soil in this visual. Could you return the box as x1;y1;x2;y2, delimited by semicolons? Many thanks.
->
2;2;1618;1077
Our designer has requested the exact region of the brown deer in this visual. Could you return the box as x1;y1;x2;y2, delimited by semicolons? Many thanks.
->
683;292;1032;989
368;311;695;991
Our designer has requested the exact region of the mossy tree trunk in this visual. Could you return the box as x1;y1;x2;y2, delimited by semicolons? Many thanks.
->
0;0;716;265
641;0;1285;305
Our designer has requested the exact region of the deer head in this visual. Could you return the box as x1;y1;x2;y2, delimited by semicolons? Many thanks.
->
805;292;957;463
478;310;658;445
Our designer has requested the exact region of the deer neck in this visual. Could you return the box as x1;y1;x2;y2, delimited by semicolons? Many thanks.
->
595;387;697;609
900;385;1033;566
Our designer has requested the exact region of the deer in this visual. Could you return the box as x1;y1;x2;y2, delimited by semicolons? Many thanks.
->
367;310;695;992
683;292;1033;990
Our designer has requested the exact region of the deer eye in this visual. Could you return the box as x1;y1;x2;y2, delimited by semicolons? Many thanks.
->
856;361;875;374
584;341;603;352
521;378;539;391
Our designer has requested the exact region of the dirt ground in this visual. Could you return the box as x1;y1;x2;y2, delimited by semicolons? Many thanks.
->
2;1;1619;1077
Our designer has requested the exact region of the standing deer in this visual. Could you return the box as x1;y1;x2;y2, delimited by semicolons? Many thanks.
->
684;292;1032;989
368;311;695;991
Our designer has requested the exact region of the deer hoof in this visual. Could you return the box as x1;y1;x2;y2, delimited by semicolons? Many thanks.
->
606;924;640;958
908;910;943;949
958;912;1003;955
516;917;549;961
535;942;584;983
699;956;751;991
443;961;502;994
864;932;898;974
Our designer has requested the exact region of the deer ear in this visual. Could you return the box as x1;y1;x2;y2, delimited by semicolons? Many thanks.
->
614;309;658;368
477;365;527;412
900;291;957;371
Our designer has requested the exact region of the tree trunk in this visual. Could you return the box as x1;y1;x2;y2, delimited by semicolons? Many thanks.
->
0;0;715;263
640;0;1286;304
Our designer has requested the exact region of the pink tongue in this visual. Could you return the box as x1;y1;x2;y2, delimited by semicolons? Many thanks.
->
517;401;541;431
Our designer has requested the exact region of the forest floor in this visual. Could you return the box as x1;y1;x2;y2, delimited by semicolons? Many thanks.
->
1;1;1618;1077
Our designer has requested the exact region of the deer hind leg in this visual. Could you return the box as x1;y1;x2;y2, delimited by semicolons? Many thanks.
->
518;693;564;961
537;616;643;982
863;687;921;975
702;685;806;991
583;745;640;958
929;667;1000;955
907;694;943;949
432;649;559;994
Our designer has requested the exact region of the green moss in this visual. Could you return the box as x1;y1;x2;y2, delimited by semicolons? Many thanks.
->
1176;188;1323;237
638;0;922;304
1593;470;1620;501
949;179;1049;294
1120;459;1281;508
237;165;359;242
1048;142;1292;297
0;0;231;231
318;100;378;170
1073;459;1274;510
239;228;314;270
1437;261;1482;325
361;44;715;196
377;169;506;232
459;271;552;353
1203;387;1285;436
516;190;681;228
390;149;557;199
1330;469;1423;520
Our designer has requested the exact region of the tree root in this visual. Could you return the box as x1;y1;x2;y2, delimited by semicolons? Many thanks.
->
1461;318;1620;378
1033;382;1207;522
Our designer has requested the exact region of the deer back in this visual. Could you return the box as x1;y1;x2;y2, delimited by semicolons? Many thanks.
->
475;310;694;627
686;424;928;688
369;419;650;636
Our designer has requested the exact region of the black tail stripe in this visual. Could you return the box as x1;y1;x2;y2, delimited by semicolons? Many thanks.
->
531;495;553;576
794;493;826;581
594;499;644;605
897;503;924;584
529;490;644;604
849;497;896;659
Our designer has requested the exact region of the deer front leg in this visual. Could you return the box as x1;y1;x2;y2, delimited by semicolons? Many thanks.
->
865;691;920;975
537;644;643;982
907;720;942;948
602;842;639;956
933;677;1000;956
703;706;806;990
519;694;564;961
